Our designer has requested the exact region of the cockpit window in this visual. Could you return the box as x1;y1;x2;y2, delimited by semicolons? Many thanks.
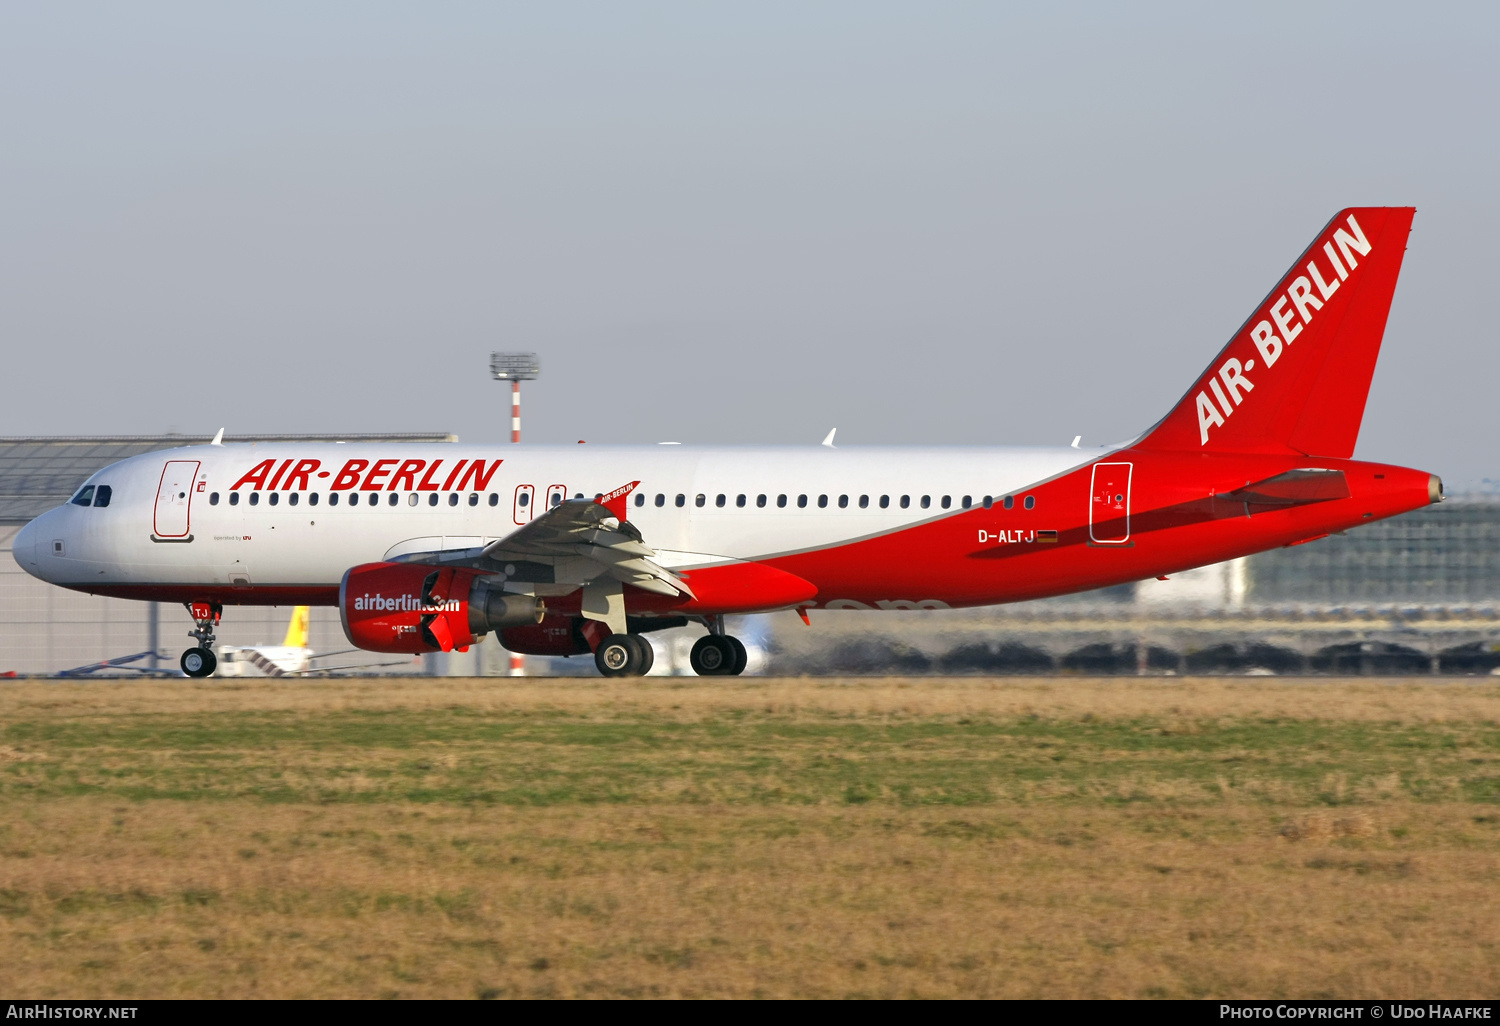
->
93;485;112;508
71;486;94;507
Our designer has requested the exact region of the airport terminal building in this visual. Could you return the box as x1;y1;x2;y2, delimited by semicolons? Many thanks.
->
2;434;1498;676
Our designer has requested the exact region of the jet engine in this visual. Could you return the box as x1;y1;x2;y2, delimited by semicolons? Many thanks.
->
340;561;544;654
497;615;593;657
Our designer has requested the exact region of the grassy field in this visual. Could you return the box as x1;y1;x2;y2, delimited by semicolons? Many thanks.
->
1;676;1497;998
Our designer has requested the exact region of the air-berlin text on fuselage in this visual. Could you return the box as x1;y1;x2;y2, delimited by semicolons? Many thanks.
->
228;458;502;492
1195;214;1373;446
352;592;462;613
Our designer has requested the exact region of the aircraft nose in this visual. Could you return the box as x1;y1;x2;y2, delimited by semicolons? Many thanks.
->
13;511;53;581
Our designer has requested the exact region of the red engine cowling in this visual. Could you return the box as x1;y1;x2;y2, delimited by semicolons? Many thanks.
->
340;562;545;654
498;616;592;657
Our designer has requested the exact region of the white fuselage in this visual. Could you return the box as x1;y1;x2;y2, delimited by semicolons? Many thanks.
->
14;442;1087;601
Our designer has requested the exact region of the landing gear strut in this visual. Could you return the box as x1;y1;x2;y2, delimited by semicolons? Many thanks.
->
690;618;747;676
181;601;222;678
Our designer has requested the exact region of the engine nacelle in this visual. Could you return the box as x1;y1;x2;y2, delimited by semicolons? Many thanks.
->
498;615;593;657
340;562;544;654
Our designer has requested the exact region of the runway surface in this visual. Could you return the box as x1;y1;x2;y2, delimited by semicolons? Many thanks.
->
1;676;1497;998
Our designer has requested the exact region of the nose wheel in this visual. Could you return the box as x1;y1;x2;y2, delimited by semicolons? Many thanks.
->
181;600;223;678
181;648;218;677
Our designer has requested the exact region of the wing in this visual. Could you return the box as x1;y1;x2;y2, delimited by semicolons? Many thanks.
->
388;496;696;600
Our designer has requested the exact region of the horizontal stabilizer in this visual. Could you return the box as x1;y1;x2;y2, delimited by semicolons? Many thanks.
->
1223;468;1350;511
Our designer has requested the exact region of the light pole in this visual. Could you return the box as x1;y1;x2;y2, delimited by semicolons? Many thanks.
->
490;352;540;443
490;353;540;677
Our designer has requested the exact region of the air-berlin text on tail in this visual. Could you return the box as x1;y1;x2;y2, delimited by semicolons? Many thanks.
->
1196;214;1372;445
229;458;502;492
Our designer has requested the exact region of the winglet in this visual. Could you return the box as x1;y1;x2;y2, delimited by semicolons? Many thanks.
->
821;428;837;448
210;428;224;446
598;480;640;521
1071;435;1081;449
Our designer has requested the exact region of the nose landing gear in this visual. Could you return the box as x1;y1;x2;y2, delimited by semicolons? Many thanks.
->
181;601;222;678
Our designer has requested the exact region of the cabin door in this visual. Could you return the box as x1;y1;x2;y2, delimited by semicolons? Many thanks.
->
1088;462;1132;544
154;460;200;538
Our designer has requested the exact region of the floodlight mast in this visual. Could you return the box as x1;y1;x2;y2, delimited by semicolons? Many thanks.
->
490;352;540;443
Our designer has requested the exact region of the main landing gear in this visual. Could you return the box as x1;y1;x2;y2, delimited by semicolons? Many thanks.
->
594;633;655;678
181;601;222;678
589;620;748;678
689;618;747;677
690;635;746;676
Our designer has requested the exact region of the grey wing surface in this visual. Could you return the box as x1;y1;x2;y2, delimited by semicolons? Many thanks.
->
388;499;695;598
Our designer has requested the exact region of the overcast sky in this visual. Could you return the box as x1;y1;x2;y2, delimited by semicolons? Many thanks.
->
2;4;1496;486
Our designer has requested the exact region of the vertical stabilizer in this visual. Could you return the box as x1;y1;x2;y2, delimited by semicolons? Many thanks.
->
282;606;311;649
1137;207;1415;457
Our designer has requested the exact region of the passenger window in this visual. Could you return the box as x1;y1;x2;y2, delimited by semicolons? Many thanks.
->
696;494;706;507
250;493;260;506
489;493;499;507
1025;495;1036;510
310;493;320;506
961;495;971;509
983;495;993;509
879;495;889;509
1003;495;1014;510
756;494;767;508
941;496;951;509
208;491;219;506
716;494;726;507
859;495;869;509
386;493;396;506
468;493;479;506
288;492;299;507
427;493;438;506
324;493;333;507
798;494;807;508
675;494;686;508
230;492;240;506
899;495;909;509
449;493;459;506
777;494;787;508
519;492;530;507
413;494;423;507
737;494;747;508
269;492;280;506
921;495;930;508
634;493;644;507
574;493;583;499
839;495;849;508
818;495;828;508
656;493;666;507
71;486;94;507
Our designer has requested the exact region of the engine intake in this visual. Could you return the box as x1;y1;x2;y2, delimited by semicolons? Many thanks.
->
340;561;544;654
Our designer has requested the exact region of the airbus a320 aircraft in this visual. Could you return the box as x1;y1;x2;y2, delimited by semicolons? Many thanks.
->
16;208;1440;678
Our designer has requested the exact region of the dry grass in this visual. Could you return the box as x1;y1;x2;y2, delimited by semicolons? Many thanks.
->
1;676;1497;998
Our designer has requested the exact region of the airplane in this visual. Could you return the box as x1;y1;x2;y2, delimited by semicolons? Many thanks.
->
13;207;1440;679
215;604;411;677
215;605;313;676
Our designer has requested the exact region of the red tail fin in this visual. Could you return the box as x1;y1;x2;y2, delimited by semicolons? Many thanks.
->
1137;207;1415;457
